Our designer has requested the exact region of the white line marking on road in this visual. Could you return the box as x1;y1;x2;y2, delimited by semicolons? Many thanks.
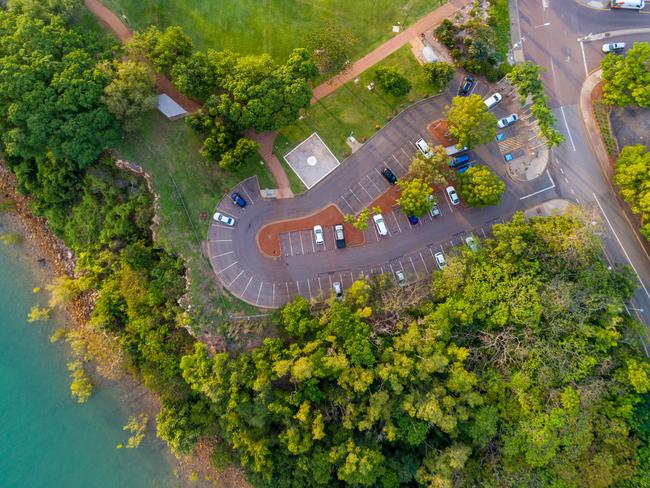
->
339;194;354;212
564;177;569;184
367;174;382;193
242;276;253;295
272;283;275;306
576;198;580;204
288;233;294;256
218;261;239;273
391;212;402;233
559;106;577;152
318;276;323;296
255;282;263;305
389;262;395;275
286;282;289;299
228;270;244;287
328;274;332;288
520;170;556;200
429;247;436;260
348;187;364;204
349;271;354;283
209;239;233;242
420;252;429;274
549;58;558;85
593;192;650;300
240;186;255;205
307;279;312;299
579;40;589;77
409;256;419;278
296;280;301;296
299;232;305;255
392;153;407;172
481;227;487;239
560;167;565;174
213;251;234;258
358;182;373;199
311;231;316;253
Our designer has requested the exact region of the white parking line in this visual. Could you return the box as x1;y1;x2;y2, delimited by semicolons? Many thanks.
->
349;271;354;283
218;261;239;273
228;270;245;287
348;187;364;204
307;279;312;299
288;233;294;256
392;153;407;172
358;182;373;199
391;212;402;233
213;251;234;258
285;282;289;298
389;262;395;275
296;280;301;296
209;239;233;243
311;231;316;253
367;175;382;193
242;276;253;295
480;227;487;239
299;232;305;254
420;252;429;274
328;274;332;288
240;186;255;205
409;256;419;278
255;282;263;305
429;247;436;260
318;276;323;296
593;193;650;300
272;283;275;306
339;194;354;212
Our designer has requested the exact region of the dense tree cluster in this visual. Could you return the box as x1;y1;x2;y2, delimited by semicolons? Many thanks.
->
602;42;650;108
397;178;434;217
305;23;356;76
407;147;454;187
374;66;412;97
615;144;650;239
422;62;455;92
446;95;497;149
177;212;650;487
457;165;505;207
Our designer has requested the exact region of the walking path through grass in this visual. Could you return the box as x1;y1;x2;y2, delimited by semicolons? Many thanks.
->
311;0;471;101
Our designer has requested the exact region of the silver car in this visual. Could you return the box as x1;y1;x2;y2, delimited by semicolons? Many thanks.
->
497;113;519;129
213;212;235;226
395;270;406;287
434;251;447;270
333;282;343;301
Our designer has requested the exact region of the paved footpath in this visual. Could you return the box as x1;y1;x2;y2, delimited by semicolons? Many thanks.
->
311;0;471;102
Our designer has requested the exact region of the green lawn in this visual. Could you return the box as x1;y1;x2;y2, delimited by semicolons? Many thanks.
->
113;111;274;323
101;0;443;61
277;45;442;161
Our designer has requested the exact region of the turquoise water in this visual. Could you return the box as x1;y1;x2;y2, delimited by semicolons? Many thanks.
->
0;226;179;488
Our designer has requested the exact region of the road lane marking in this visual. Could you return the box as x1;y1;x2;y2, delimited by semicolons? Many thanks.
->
393;153;408;172
520;170;556;200
579;41;589;77
288;233;294;256
367;174;382;193
228;270;245;287
420;252;429;274
218;261;239;273
318;276;323;296
209;239;233;242
549;58;558;85
409;256;419;278
559;106;577;152
299;232;305;254
307;279;312;299
593;192;650;301
358;182;373;199
213;251;234;258
255;282;263;305
242;276;253;295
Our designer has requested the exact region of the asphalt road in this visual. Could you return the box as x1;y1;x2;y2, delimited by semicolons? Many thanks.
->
513;0;650;346
209;0;650;348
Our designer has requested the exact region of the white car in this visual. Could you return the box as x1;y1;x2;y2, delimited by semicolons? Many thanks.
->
483;92;502;110
446;186;460;206
373;213;388;236
602;42;626;53
213;212;235;226
434;251;447;270
332;281;343;301
395;270;406;287
415;138;434;159
465;235;479;252
497;113;519;129
313;225;325;245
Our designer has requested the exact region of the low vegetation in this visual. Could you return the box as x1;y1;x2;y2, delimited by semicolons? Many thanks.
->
593;99;619;157
615;145;650;240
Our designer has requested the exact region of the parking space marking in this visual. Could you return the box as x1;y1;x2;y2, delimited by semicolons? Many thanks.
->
209;239;233;243
218;261;239;273
296;280;301;296
367;175;382;193
307;279;312;299
255;282;263;305
299;232;305;255
228;270;245;287
328;274;332;288
310;231;316;253
358;181;373;199
288;233;294;256
409;256;419;278
392;154;408;172
272;283;275;306
391;212;402;233
347;187;364;205
213;250;234;259
420;252;429;274
318;276;323;296
239;186;255;205
285;282;289;299
480;227;487;239
242;276;253;296
339;194;354;212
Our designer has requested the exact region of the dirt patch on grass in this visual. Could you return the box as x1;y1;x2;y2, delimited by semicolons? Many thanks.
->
428;119;456;146
257;205;365;257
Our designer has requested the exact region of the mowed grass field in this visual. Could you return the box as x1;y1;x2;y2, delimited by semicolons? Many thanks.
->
101;0;444;60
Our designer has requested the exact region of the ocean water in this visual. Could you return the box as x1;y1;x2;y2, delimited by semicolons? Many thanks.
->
0;225;179;488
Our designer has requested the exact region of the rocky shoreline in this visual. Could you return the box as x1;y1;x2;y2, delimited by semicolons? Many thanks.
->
0;160;247;487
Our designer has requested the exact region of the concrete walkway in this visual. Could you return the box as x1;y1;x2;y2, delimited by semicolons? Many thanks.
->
244;131;294;198
311;0;471;102
579;69;613;179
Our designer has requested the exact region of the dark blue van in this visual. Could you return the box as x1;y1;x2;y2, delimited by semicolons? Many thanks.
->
449;154;470;168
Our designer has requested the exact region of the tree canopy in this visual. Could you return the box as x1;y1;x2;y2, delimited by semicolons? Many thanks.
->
305;23;356;76
446;95;497;149
615;144;650;239
397;178;434;217
407;146;454;187
374;66;412;97
457;165;506;207
602;42;650;108
422;62;455;92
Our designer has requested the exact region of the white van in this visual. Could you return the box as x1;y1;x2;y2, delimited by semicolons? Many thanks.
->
373;214;388;236
610;0;645;8
415;139;434;159
444;144;468;157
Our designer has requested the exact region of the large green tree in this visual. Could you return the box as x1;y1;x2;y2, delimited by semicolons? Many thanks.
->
407;146;454;186
374;65;412;97
397;178;434;217
446;95;497;149
422;62;455;92
305;23;356;76
457;165;505;207
602;42;650;108
126;25;194;76
6;0;81;20
615;144;650;239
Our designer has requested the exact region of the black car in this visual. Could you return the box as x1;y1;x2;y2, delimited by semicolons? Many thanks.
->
381;168;398;185
458;75;475;96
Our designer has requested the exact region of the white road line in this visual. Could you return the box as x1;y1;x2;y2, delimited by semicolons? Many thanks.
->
549;58;558;85
228;270;245;287
392;153;408;172
328;274;332;288
311;231;316;253
255;282;263;305
213;251;234;258
593;192;650;300
209;239;233;243
409;256;419;278
564;177;569;184
481;227;487;239
307;279;312;299
392;212;402;233
348;187;364;204
272;283;275;306
240;186;255;205
218;261;239;273
389;263;395;275
318;276;323;296
560;167;565;174
285;282;289;298
429;247;436;260
520;170;556;200
339;194;354;212
420;252;429;274
367;175;382;193
288;233;294;256
296;280;301;296
579;40;589;77
358;182;373;199
559;106;577;152
242;276;253;295
349;271;354;283
299;232;305;254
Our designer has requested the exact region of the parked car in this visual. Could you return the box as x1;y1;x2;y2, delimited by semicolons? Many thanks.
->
446;186;460;206
449;154;470;168
427;195;441;217
458;75;475;96
313;225;324;245
434;251;447;269
610;0;645;9
445;144;468;157
231;192;247;207
334;224;346;248
381;167;398;185
465;235;479;252
332;281;343;301
395;270;406;287
458;161;475;174
415;138;434;159
407;215;419;225
212;212;235;226
602;42;626;53
497;113;519;129
483;92;502;110
373;214;388;236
